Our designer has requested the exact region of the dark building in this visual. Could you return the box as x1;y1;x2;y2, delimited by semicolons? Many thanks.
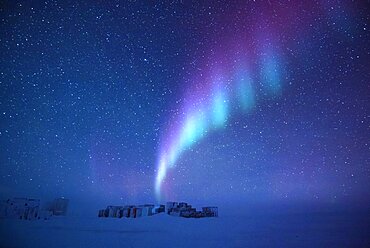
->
166;202;218;218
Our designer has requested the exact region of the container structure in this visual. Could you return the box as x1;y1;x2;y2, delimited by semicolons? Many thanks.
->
166;201;218;218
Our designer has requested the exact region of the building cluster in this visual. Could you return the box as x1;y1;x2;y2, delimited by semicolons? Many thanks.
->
98;201;218;219
166;202;218;218
0;197;69;220
98;204;165;218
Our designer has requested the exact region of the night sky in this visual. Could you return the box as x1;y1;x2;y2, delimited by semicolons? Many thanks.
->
0;1;369;209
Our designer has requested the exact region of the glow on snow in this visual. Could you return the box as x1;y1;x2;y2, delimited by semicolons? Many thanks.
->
155;44;283;201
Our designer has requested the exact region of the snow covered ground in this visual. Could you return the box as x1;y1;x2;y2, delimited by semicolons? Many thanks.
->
1;211;369;247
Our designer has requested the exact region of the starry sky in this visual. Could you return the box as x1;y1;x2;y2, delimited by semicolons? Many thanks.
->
0;1;369;208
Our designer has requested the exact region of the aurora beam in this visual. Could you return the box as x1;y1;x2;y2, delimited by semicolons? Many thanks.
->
155;46;283;201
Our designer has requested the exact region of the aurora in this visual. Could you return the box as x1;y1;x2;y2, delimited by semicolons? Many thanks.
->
155;45;283;201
